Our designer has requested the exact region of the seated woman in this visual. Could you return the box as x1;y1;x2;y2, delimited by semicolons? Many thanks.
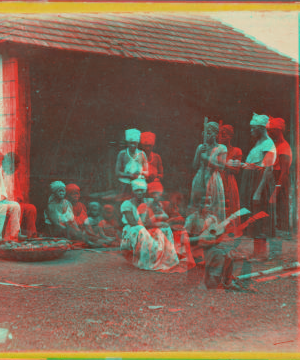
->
120;178;179;271
83;202;117;248
147;182;195;271
98;205;122;246
44;181;81;240
65;184;87;229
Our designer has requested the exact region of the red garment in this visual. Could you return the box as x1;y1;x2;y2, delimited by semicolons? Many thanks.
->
72;202;88;228
221;146;242;226
147;152;163;182
20;203;37;237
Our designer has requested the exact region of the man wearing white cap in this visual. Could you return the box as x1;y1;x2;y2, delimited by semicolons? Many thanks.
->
240;113;277;261
115;129;148;196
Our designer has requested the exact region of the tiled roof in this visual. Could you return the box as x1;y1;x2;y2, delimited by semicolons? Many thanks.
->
0;13;297;75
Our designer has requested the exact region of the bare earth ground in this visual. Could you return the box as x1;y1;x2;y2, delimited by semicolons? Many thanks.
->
0;236;298;353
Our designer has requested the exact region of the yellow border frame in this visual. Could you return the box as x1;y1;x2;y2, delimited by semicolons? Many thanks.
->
0;2;298;359
0;2;298;12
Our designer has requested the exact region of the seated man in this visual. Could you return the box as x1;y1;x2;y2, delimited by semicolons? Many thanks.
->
2;153;37;238
66;184;87;229
0;164;21;241
188;197;252;291
83;202;117;248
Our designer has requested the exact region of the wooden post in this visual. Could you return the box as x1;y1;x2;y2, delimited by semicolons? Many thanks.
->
289;76;299;234
0;54;31;203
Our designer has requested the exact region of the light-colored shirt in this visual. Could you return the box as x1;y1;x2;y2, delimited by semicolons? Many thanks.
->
246;137;276;167
120;199;144;226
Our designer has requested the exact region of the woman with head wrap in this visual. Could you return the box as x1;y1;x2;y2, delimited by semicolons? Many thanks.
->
266;117;292;234
240;113;277;261
140;132;163;185
120;178;180;271
218;124;242;231
191;121;227;222
115;129;148;197
44;181;81;239
66;184;87;229
146;181;196;271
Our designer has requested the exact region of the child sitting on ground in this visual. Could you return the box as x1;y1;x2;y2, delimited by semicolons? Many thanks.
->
83;202;116;248
98;205;121;247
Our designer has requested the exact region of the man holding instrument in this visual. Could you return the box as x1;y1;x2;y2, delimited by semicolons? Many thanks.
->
189;197;265;291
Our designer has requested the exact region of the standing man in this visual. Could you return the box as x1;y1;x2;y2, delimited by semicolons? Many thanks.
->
240;113;276;261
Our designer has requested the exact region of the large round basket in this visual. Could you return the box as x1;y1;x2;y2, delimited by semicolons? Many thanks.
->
0;238;72;262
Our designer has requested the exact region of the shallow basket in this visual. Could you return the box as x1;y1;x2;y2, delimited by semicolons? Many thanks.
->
0;238;72;262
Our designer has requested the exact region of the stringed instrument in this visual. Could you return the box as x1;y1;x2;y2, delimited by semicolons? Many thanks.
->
199;208;269;243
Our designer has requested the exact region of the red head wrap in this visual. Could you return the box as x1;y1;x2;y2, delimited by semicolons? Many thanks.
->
140;132;156;146
266;117;285;131
103;204;114;213
148;180;163;194
66;183;80;194
220;124;234;138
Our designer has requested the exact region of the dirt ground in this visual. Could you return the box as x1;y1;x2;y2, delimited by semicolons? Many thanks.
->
0;234;298;354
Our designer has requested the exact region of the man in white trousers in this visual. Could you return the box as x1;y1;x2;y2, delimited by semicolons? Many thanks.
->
0;167;21;241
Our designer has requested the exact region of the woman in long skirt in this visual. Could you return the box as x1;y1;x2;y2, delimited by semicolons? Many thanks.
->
240;113;276;261
218;124;242;231
120;178;179;271
191;121;227;222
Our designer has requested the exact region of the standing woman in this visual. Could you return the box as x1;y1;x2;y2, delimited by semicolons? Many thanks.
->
140;132;163;185
115;129;148;196
240;113;276;261
218;124;242;229
191;121;227;222
266;117;292;233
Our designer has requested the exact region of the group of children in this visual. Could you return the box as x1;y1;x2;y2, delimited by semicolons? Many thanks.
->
44;181;122;248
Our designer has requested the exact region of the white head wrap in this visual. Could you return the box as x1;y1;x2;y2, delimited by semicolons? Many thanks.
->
131;178;147;192
125;129;141;143
50;181;66;194
250;113;269;127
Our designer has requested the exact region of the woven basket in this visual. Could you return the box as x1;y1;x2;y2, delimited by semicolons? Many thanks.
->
0;239;72;262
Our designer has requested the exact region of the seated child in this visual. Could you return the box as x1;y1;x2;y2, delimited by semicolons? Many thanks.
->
44;181;81;240
147;182;195;270
66;184;87;229
83;202;117;248
98;205;122;247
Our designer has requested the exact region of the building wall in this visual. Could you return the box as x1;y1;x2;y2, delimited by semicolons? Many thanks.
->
28;49;296;228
